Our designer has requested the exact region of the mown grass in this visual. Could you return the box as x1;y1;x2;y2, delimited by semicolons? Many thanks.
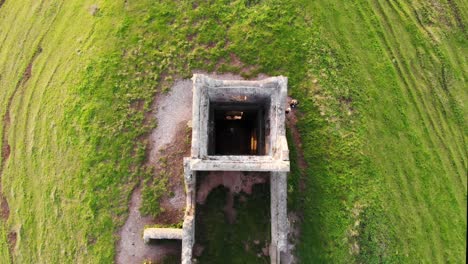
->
0;0;465;263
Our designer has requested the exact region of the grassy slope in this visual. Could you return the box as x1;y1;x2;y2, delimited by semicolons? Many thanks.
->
298;0;467;263
0;0;466;263
0;1;140;262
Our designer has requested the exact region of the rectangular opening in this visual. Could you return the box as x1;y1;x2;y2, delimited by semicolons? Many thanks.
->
208;102;267;155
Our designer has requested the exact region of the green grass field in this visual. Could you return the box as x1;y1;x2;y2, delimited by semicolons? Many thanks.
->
0;0;466;263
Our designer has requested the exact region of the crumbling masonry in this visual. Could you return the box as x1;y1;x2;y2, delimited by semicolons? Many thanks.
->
144;74;290;263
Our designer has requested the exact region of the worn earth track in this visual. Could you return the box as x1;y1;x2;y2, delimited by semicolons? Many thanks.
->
0;47;42;261
286;98;308;194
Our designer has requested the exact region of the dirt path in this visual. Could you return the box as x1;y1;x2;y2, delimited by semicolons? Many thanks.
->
116;186;181;263
285;97;307;193
148;79;193;164
116;79;193;263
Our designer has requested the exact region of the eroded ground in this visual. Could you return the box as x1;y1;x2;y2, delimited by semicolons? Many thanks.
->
116;79;193;263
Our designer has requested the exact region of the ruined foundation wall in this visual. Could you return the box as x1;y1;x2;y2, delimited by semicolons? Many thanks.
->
181;159;196;264
270;172;289;263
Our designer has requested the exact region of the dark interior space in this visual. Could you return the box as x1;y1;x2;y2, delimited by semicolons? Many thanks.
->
209;103;266;155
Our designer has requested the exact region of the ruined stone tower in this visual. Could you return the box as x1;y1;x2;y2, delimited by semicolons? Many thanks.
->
144;74;290;263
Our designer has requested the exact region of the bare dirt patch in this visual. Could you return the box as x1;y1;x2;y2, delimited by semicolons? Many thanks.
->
1;144;10;160
286;97;308;192
148;79;193;164
151;122;191;225
0;195;9;220
116;186;180;263
7;231;17;253
197;171;269;204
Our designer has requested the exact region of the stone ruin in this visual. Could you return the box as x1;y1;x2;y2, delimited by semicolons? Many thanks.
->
144;74;290;263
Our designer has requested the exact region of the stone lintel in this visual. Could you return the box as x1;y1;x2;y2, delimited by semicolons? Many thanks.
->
143;228;183;243
189;158;290;172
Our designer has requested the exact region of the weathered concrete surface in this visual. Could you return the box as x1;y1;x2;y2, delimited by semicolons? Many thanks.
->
144;228;183;243
182;215;195;264
190;158;290;172
181;159;196;264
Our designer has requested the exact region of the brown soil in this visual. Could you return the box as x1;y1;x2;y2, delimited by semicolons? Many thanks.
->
196;171;269;204
152;122;191;225
285;97;308;193
1;144;10;160
0;195;9;220
115;186;181;264
0;0;4;8
7;231;17;253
